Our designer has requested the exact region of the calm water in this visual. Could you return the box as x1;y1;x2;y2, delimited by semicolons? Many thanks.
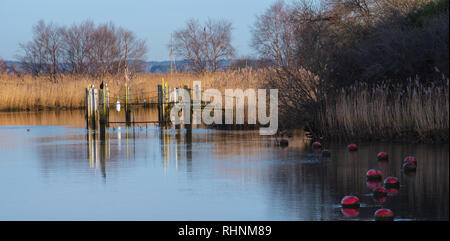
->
0;109;448;220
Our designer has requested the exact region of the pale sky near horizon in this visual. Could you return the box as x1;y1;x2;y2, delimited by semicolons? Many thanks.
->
0;0;277;61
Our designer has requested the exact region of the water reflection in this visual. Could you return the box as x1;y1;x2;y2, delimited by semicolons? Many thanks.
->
0;110;448;220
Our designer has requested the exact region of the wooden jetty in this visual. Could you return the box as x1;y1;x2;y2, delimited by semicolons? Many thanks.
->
85;79;196;129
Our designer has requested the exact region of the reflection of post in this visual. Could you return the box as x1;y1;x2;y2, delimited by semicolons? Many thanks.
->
87;126;109;179
175;127;181;169
87;129;95;168
159;127;166;174
185;126;192;174
99;125;108;179
126;126;130;159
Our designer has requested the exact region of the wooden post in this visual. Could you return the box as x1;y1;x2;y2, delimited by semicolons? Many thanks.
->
93;88;99;129
85;86;90;128
184;85;192;131
125;85;131;126
99;86;110;127
157;84;163;123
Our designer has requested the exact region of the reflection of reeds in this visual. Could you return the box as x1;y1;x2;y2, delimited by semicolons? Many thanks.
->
0;68;266;111
318;77;449;142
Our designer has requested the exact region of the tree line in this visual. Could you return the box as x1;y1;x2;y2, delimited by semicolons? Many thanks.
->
1;0;448;82
16;20;147;82
257;0;449;130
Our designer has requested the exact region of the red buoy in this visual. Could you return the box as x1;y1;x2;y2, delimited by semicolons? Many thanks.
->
279;138;289;147
374;208;394;221
322;149;331;157
341;208;360;218
384;176;400;189
340;195;360;208
387;187;399;196
402;161;417;172
377;152;388;161
347;144;358;151
373;196;387;205
312;141;322;149
366;180;382;190
366;169;382;181
403;156;417;165
373;187;388;198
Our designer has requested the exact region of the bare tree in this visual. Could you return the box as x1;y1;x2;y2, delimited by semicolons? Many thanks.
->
116;28;148;78
60;20;96;75
251;0;295;67
18;20;148;79
18;20;63;82
173;18;234;72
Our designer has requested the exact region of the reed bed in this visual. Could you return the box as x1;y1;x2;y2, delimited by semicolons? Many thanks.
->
317;77;449;142
1;70;448;142
0;68;266;111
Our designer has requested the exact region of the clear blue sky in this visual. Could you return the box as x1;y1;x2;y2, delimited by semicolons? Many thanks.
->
0;0;277;61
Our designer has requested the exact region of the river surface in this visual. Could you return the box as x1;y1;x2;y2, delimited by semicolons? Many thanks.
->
0;109;448;220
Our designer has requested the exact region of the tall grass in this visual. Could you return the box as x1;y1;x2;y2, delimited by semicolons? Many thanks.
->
1;70;448;142
317;77;449;142
0;68;266;111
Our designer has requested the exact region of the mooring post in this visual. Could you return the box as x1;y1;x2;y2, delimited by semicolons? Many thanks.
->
89;86;94;128
99;86;110;127
164;81;168;122
105;86;110;124
85;86;90;128
184;85;193;131
157;84;163;123
93;88;99;128
125;85;131;126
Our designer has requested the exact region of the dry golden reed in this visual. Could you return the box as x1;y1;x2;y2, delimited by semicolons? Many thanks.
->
0;68;266;111
317;77;449;142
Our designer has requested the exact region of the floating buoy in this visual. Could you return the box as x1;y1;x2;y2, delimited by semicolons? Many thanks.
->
340;195;360;208
347;144;358;151
374;208;394;221
366;180;382;190
378;160;388;168
373;196;388;205
403;156;417;165
279;138;289;147
341;208;360;218
402;166;417;177
402;161;417;172
312;141;322;149
377;152;388;161
373;187;388;198
384;177;400;189
322;149;331;157
366;169;382;181
387;187;399;196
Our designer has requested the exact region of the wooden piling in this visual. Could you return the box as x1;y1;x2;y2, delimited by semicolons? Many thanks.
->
125;85;131;126
85;85;99;129
184;85;193;130
99;86;110;127
158;84;163;123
